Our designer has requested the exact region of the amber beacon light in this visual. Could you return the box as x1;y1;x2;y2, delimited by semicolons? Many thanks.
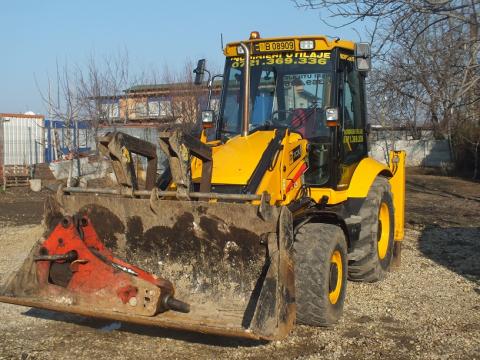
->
249;31;261;39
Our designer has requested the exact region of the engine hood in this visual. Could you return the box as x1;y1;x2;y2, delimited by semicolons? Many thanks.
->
193;131;276;186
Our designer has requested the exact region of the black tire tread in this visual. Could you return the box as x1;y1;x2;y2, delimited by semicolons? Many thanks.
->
348;177;394;282
294;223;347;326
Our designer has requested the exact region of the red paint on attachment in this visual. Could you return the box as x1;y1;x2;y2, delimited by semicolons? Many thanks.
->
117;285;138;304
285;162;308;193
36;216;173;306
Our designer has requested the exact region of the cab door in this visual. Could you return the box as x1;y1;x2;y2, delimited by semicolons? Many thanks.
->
337;58;368;189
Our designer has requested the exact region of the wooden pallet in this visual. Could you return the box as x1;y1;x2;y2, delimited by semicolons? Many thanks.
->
2;165;30;189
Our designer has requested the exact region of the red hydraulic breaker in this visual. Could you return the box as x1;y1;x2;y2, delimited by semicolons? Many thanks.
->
33;215;189;316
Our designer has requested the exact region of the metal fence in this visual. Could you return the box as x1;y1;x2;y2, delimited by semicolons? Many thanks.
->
44;119;93;162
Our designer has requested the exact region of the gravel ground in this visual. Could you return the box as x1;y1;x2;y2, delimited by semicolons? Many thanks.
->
0;174;479;359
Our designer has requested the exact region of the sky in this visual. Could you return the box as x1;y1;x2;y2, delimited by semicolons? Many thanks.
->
0;0;365;115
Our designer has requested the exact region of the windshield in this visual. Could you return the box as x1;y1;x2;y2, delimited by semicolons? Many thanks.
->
219;51;334;139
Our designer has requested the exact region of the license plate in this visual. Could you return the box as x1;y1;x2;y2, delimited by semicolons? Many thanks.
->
256;40;295;52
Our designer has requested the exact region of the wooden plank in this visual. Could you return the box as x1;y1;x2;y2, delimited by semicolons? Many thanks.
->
3;165;30;188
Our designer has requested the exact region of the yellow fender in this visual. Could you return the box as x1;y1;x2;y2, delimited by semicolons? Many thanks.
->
347;158;393;198
347;153;406;242
308;158;392;205
388;151;406;242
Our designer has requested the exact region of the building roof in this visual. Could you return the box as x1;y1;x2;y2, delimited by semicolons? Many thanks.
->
0;113;45;119
125;80;223;93
93;80;223;101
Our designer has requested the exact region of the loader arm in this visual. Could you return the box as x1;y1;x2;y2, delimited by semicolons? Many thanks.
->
98;132;157;191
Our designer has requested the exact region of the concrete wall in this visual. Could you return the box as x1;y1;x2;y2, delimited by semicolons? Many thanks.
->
370;139;452;167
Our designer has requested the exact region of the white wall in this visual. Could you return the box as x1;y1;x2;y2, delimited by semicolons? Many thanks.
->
370;140;452;167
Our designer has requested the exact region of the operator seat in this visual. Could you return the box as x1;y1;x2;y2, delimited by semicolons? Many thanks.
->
290;108;320;139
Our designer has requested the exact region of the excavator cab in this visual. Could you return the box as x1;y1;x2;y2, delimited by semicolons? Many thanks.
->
214;38;369;190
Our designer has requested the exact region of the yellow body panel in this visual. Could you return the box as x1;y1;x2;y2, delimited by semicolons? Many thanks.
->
309;188;348;205
389;150;406;241
192;131;276;185
192;130;308;205
194;133;405;242
307;157;392;205
347;158;392;198
337;162;360;190
274;132;308;204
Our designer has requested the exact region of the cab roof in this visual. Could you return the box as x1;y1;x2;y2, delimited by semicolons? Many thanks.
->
224;34;355;57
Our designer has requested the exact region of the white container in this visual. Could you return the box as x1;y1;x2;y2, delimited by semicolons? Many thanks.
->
29;179;42;192
0;113;45;165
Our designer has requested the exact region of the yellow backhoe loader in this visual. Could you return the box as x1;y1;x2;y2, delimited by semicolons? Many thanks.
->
0;32;405;340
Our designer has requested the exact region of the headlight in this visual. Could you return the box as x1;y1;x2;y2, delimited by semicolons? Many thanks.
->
299;40;315;50
202;110;214;124
325;108;339;127
326;108;338;122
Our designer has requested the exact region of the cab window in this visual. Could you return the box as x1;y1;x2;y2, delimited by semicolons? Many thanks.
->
341;61;367;164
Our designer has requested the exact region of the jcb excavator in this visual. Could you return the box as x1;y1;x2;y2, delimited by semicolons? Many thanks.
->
0;32;405;340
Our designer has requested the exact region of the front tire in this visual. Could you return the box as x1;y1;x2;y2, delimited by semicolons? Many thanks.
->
348;177;395;282
294;223;348;326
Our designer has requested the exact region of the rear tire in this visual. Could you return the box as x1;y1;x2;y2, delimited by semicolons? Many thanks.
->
294;223;347;326
348;177;395;282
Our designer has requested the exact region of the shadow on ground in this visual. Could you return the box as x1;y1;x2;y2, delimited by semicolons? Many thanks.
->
23;308;267;347
418;226;480;289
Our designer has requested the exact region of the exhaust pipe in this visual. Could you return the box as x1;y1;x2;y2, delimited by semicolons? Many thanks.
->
240;42;250;137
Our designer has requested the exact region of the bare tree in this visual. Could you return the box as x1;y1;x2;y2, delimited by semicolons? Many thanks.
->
38;50;135;152
158;60;219;134
293;0;478;51
294;0;480;177
77;51;131;129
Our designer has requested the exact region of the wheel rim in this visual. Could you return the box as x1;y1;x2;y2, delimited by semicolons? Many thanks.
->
328;250;343;305
377;202;390;260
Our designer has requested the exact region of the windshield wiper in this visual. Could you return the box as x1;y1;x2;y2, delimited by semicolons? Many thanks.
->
250;123;288;134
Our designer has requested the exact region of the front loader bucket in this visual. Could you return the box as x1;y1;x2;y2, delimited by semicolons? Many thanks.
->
0;192;295;340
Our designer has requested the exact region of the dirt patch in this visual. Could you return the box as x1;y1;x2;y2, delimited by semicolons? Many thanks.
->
0;188;50;226
406;173;480;228
0;225;43;278
0;173;479;359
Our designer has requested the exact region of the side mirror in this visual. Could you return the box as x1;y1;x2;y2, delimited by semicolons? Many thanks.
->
193;59;206;85
325;108;339;127
201;110;214;128
354;43;371;72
